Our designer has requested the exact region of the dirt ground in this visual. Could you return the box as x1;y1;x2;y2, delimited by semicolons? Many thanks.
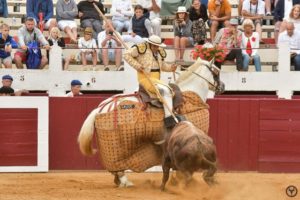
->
0;171;300;200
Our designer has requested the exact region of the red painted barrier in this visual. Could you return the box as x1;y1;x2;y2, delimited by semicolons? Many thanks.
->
0;109;37;166
3;96;300;172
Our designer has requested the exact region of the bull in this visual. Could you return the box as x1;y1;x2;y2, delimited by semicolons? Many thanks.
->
160;121;217;191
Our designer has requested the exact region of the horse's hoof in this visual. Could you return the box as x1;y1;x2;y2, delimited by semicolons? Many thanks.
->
119;181;134;188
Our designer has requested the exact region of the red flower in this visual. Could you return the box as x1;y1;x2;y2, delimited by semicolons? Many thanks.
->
252;37;256;42
191;44;227;62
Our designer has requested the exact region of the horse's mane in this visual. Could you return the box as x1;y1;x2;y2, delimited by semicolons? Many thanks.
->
176;59;209;84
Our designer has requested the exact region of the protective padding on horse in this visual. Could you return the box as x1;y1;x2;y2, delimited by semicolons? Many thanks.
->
94;91;209;172
95;100;164;172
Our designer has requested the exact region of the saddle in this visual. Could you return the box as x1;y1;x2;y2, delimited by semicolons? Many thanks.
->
138;83;183;109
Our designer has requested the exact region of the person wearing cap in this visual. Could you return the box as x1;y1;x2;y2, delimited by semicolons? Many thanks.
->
0;86;15;96
173;6;193;63
97;20;122;71
241;0;265;43
0;23;18;68
66;80;83;97
124;35;183;129
208;0;231;41
78;0;105;39
77;27;98;71
213;18;243;71
1;74;14;88
136;0;162;36
1;74;29;96
14;17;50;69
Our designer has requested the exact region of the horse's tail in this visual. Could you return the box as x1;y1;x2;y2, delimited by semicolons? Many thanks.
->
78;107;100;156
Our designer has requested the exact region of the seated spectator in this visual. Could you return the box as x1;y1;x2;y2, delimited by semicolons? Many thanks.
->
66;79;83;97
111;0;134;33
238;0;272;18
136;0;162;36
98;22;122;71
188;0;209;45
1;74;28;96
26;0;57;31
213;18;243;70
14;17;50;69
0;86;14;96
47;27;70;70
208;0;231;41
56;0;78;43
241;19;261;71
0;24;18;68
280;4;300;33
122;5;152;44
173;6;193;62
278;22;300;71
274;0;300;43
78;27;98;70
242;0;265;43
0;0;8;18
77;0;105;39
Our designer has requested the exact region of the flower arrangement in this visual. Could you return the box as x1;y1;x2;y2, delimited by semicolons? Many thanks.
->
191;43;227;63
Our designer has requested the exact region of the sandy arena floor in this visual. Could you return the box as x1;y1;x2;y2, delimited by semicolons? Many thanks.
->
0;171;300;200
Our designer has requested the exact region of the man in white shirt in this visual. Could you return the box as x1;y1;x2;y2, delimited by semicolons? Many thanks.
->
136;0;162;36
111;0;134;33
66;79;83;97
97;21;123;71
278;22;300;70
242;0;265;43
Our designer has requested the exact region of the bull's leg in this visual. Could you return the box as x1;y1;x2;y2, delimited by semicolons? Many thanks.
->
112;171;134;188
203;166;217;185
183;171;193;186
201;158;217;185
160;156;171;191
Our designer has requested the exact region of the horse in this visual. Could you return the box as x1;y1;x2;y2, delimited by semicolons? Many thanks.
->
78;57;224;187
160;121;217;191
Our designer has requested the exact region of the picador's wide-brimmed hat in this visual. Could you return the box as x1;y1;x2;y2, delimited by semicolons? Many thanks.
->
143;35;166;48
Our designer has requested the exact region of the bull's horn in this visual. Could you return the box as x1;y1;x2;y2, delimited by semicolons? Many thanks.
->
209;57;215;67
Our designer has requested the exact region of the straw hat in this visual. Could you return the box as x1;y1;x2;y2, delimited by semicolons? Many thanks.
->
143;35;166;48
176;6;188;14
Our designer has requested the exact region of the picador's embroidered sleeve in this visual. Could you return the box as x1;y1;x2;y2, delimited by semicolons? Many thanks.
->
123;44;146;71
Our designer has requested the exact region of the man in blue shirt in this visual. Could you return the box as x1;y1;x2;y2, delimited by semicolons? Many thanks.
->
0;24;18;68
26;0;57;31
0;0;8;18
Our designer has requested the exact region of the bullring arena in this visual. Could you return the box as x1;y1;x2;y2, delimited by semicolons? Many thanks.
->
2;0;300;199
1;172;300;199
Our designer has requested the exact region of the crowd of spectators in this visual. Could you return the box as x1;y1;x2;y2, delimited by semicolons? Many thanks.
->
0;0;300;72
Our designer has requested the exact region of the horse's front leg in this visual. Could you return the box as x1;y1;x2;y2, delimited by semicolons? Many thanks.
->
112;171;134;188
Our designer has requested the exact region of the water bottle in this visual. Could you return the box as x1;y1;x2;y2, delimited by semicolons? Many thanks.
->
12;17;16;26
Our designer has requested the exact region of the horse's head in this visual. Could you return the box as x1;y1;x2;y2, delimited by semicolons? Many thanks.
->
176;58;225;95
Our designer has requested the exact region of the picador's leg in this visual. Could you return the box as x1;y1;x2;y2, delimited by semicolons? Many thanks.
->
156;84;186;130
